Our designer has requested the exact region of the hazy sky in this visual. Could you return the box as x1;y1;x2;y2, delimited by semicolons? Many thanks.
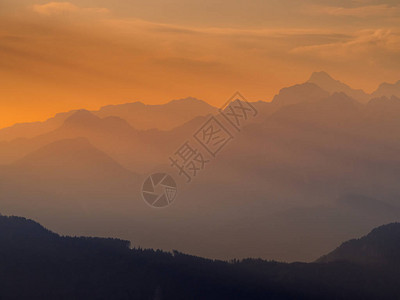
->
0;0;399;128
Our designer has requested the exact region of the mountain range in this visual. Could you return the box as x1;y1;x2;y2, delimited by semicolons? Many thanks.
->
1;72;400;262
0;97;216;142
1;72;400;142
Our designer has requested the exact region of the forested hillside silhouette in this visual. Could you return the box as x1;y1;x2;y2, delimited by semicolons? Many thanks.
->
2;215;400;299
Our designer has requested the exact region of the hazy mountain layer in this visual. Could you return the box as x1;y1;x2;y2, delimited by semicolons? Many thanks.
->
0;98;216;142
1;75;400;262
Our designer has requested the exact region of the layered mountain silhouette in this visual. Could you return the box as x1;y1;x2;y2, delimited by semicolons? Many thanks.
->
1;215;400;299
2;72;399;144
0;98;216;142
1;73;400;262
0;109;208;173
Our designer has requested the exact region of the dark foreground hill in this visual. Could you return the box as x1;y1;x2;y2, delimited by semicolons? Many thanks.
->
317;222;400;265
2;216;400;299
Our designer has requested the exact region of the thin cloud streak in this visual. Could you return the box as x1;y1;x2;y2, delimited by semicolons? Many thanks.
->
32;2;109;16
307;4;400;18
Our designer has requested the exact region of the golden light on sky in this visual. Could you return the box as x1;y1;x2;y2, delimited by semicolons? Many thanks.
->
0;0;399;128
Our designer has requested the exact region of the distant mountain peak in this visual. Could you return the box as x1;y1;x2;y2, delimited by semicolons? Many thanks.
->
166;97;214;107
308;71;370;103
63;110;100;127
309;71;335;82
308;71;350;91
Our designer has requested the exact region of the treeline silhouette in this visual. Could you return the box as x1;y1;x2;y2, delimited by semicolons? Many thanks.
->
1;215;400;299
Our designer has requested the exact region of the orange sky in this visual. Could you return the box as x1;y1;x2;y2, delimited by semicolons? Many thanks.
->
0;0;399;128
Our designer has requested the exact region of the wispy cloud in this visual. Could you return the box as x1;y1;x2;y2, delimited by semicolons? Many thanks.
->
32;2;109;16
308;4;400;18
290;28;400;73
